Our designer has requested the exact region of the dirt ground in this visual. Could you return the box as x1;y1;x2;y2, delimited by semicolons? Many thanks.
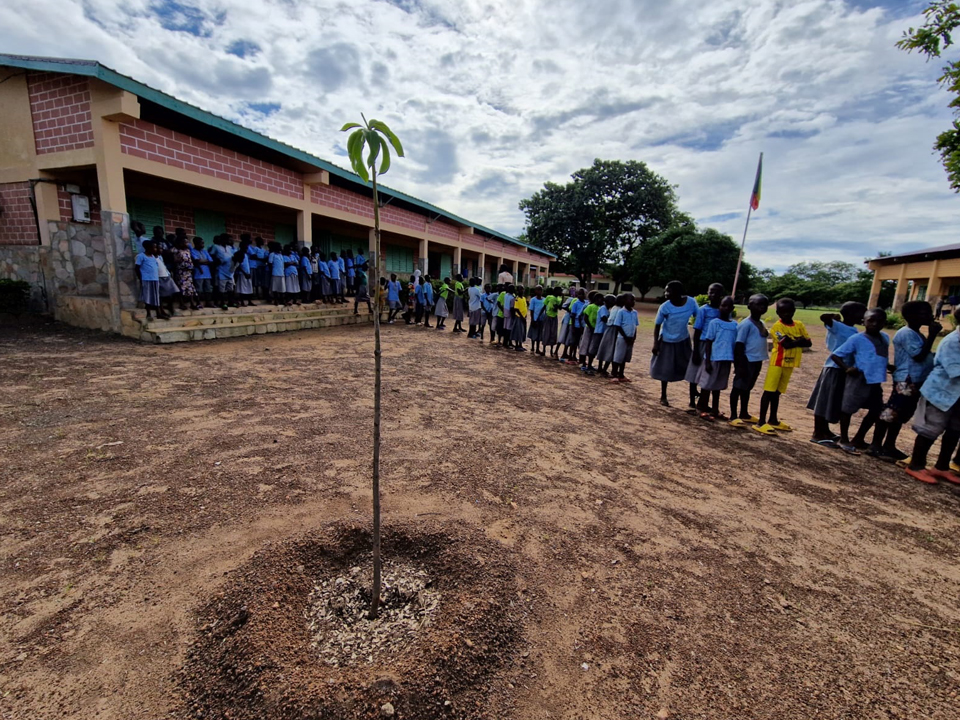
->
2;307;960;720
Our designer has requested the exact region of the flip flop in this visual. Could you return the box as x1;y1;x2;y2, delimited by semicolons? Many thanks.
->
838;443;861;456
905;467;938;485
685;408;699;416
810;438;839;448
770;422;794;432
750;423;778;436
929;468;960;485
699;412;715;421
729;418;747;428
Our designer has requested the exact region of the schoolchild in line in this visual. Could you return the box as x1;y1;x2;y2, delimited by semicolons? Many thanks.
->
684;283;725;410
284;245;301;305
403;278;416;324
562;288;587;364
650;280;699;406
174;235;201;311
190;237;213;306
696;296;738;419
541;287;562;356
414;275;427;325
555;287;576;360
436;277;452;330
422;275;435;328
751;297;812;436
329;252;344;304
233;242;254;307
452;274;466;334
354;266;373;315
155;239;180;316
481;283;497;342
807;302;867;445
135;240;164;319
527;285;547;354
212;235;237;310
386;273;403;323
298;246;313;304
345;249;356;296
595;294;621;377
609;293;638;382
468;277;484;339
498;284;515;347
729;293;770;427
511;286;528;351
578;292;603;374
267;241;286;305
253;236;269;298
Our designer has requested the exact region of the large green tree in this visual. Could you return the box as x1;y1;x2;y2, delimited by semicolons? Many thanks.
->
519;159;678;285
898;1;960;191
628;221;751;298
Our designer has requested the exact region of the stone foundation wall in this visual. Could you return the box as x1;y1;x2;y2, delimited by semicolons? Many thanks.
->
48;221;108;296
0;245;49;312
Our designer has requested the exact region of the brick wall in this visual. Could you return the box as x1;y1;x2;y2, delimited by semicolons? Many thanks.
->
309;183;374;220
119;119;304;200
163;203;196;236
226;215;274;242
381;203;427;233
431;219;460;241
0;182;37;245
27;72;95;155
57;187;101;225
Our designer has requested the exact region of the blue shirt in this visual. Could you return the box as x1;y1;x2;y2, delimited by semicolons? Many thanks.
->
482;292;496;314
595;305;610;335
424;282;434;304
528;296;545;321
346;257;355;278
833;332;890;385
693;304;721;331
327;260;340;280
300;255;312;274
387;280;401;302
269;252;285;277
246;245;262;268
612;307;639;338
920;330;960;411
190;248;212;280
211;245;234;279
356;253;366;269
736;318;768;363
415;282;426;303
702;317;738;362
238;254;250;275
656;297;698;343
569;299;585;328
284;253;299;277
893;326;934;384
503;293;514;317
135;252;159;282
826;320;858;353
469;286;483;312
338;257;345;274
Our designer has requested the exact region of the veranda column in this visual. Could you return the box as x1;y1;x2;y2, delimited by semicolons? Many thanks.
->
893;263;909;312
297;210;312;248
478;252;486;279
926;259;943;308
867;270;882;307
453;246;462;276
419;237;429;274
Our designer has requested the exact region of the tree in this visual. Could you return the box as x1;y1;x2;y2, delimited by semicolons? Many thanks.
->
341;115;404;620
628;221;747;298
519;159;678;285
898;1;960;191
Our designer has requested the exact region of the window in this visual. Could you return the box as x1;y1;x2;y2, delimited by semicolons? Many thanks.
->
597;282;610;290
622;283;634;291
385;245;414;275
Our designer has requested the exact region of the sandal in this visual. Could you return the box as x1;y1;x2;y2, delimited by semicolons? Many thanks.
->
905;467;938;485
810;438;839;448
929;468;960;485
750;423;778;436
838;443;861;456
698;412;715;421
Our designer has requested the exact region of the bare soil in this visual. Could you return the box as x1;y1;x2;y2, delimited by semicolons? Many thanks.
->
2;310;960;720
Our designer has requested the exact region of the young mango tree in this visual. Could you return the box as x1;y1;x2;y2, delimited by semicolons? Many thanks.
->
341;115;404;619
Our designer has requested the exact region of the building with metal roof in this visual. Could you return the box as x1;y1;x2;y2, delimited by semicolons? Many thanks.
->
866;243;960;310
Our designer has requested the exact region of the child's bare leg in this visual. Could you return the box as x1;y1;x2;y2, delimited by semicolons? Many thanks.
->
758;390;773;426
812;416;833;441
729;388;740;418
838;413;852;444
934;430;960;471
688;382;698;408
881;422;905;454
767;392;782;425
908;434;936;470
697;387;711;413
660;381;669;406
711;390;720;416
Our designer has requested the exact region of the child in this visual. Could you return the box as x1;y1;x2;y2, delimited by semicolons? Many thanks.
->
511;286;528;351
596;294;621;377
318;253;332;304
468;277;484;338
345;250;356;296
556;288;576;360
328;252;344;304
541;287;562;356
806;302;867;445
386;273;402;324
299;247;313;305
497;284;513;347
563;288;587;364
173;235;201;311
481;283;497;342
403;279;416;324
310;246;321;302
905;309;960;485
684;283;725;410
422;275;434;328
414;276;427;325
190;237;213;306
452;274;466;334
751;297;812;436
212;236;236;310
528;285;546;354
268;241;286;305
828;308;890;455
729;294;770;427
650;280;700;406
284;245;301;305
135;240;164;319
870;301;938;461
436;277;451;330
155;241;180;317
577;292;601;373
696;296;738;419
354;267;372;314
234;245;254;307
610;293;639;382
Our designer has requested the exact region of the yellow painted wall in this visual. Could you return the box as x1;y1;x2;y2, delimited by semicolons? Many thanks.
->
0;70;37;175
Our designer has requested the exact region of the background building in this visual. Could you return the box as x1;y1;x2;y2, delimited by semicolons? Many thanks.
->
867;244;960;312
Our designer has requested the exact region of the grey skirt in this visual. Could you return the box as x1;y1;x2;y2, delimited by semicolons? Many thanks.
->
453;296;465;321
578;325;593;356
542;316;559;345
141;280;160;306
469;308;482;325
159;276;179;297
588;326;603;356
298;274;312;294
557;315;571;346
271;275;286;293
842;374;884;416
435;297;449;317
285;275;300;294
528;319;543;341
511;316;527;342
649;338;692;382
596;326;618;363
684;350;705;384
613;335;635;364
237;274;254;295
697;359;732;391
806;366;846;423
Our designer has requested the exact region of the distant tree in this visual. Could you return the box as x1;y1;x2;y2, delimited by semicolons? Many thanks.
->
898;0;960;191
629;222;746;298
519;159;679;286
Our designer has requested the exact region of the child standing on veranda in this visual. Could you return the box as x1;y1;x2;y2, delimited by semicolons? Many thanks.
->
806;302;867;445
284;245;301;305
870;301;938;461
650;280;700;406
696;296;738;419
481;284;497;342
828;308;891;455
904;308;960;485
609;293;639;383
751;297;812;436
267;241;286;305
684;283;726;410
298;247;313;304
729;294;769;427
386;273;402;324
135;240;164;319
528;285;546;354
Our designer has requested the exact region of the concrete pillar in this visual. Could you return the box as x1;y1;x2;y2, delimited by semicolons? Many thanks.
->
453;246;462;276
926;259;943;307
101;210;133;332
32;179;60;247
478;252;486;279
893;263;909;312
867;270;882;307
419;237;429;273
512;259;519;281
297;210;312;248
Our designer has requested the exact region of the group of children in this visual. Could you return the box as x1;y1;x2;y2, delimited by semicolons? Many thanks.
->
381;276;641;382
132;223;370;318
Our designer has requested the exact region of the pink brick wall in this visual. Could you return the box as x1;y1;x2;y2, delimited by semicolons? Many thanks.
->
27;72;95;155
226;215;275;242
309;183;374;220
381;203;427;233
163;203;196;236
0;182;36;245
431;219;460;240
119;119;304;200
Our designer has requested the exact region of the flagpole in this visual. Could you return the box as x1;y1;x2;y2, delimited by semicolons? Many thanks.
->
732;151;762;300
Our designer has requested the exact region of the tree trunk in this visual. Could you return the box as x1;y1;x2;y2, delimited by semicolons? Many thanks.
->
368;170;383;620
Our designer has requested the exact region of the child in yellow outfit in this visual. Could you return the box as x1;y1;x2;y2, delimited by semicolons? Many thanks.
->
752;298;812;436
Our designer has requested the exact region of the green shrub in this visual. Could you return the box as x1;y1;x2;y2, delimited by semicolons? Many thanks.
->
694;293;708;306
885;312;905;330
0;279;31;315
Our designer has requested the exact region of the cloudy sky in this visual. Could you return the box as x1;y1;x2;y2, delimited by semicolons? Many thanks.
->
3;0;956;270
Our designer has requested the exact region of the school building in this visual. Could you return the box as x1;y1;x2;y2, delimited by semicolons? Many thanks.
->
0;54;554;341
866;243;960;311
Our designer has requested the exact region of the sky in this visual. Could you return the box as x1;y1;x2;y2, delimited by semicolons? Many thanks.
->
3;0;957;271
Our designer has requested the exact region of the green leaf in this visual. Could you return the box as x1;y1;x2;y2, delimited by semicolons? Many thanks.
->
365;131;382;170
347;129;365;167
340;122;362;132
355;159;370;183
379;140;391;175
370;119;404;157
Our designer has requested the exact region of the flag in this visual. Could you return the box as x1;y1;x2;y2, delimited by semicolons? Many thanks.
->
750;152;763;211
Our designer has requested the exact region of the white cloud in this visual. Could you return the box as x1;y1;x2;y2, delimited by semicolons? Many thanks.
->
1;0;954;269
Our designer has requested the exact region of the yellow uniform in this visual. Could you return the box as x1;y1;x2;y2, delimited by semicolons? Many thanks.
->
514;296;528;318
763;320;810;393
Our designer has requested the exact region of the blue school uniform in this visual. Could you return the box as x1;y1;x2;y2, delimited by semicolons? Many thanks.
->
387;280;401;303
826;320;858;353
238;254;251;275
346;256;355;278
246;245;261;269
424;282;434;305
135;252;159;281
269;252;285;277
595;305;610;334
328;260;340;280
893;326;934;384
833;332;890;385
284;254;299;277
482;292;495;314
300;255;312;274
736;318;768;362
338;256;345;275
569;299;586;328
920;330;960;411
702;317;739;362
415;282;426;304
529;296;546;321
190;248;212;280
356;252;366;268
215;249;234;280
693;304;721;331
612;307;639;337
656;297;699;342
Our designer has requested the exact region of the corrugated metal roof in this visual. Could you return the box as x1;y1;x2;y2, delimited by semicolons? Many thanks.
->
0;53;555;259
868;243;960;264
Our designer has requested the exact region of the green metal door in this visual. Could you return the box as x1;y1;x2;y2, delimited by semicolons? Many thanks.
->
385;244;414;276
193;209;225;248
275;223;295;246
127;197;164;252
440;253;452;281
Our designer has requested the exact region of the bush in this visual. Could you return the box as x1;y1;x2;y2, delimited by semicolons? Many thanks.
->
885;312;905;330
0;279;31;315
694;293;708;306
